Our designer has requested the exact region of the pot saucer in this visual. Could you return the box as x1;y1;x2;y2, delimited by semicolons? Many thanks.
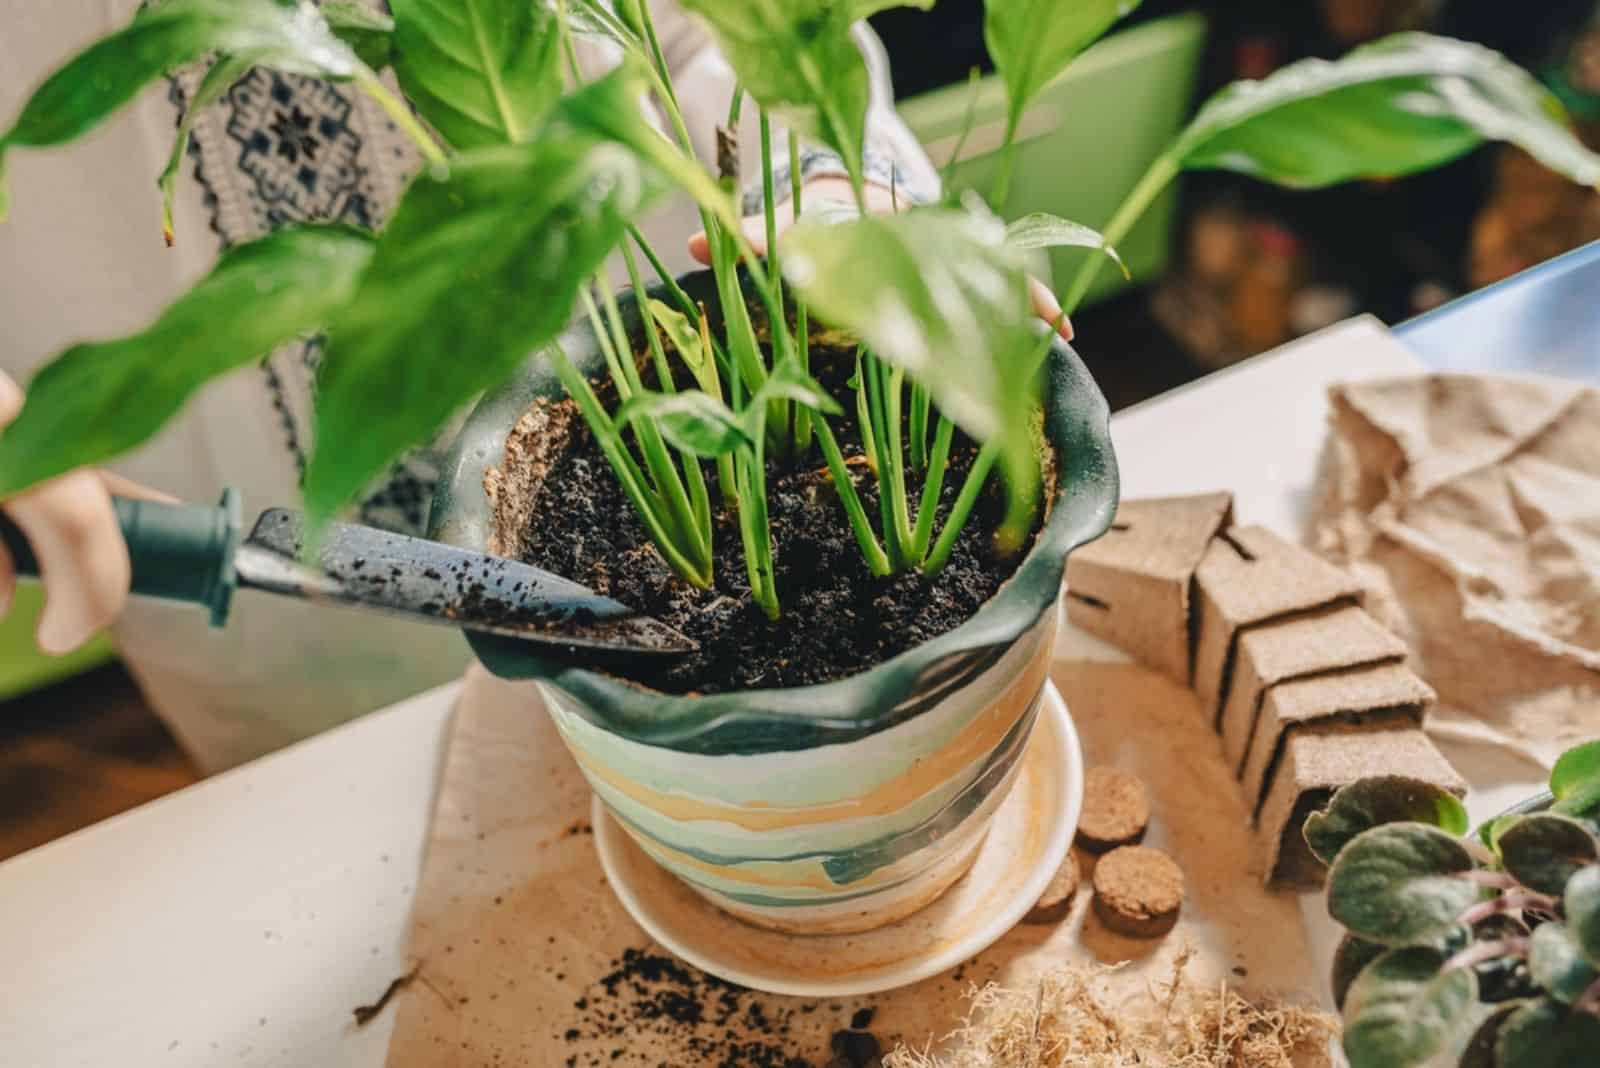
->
592;680;1083;997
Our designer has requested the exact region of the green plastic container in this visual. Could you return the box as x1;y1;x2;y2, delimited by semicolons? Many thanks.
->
898;12;1208;306
0;583;115;702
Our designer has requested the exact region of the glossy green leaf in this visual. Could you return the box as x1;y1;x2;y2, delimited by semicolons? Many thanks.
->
1332;934;1388;1011
1499;814;1599;896
158;54;252;246
614;390;750;458
0;226;372;496
744;357;844;427
322;1;395;70
389;0;562;148
781;207;1041;540
1341;946;1477;1068
0;0;361;220
304;73;667;524
1496;999;1600;1066
1529;923;1598;1003
1304;777;1471;870
1458;1003;1523;1068
1003;212;1129;278
1551;739;1600;818
1563;865;1600;966
1173;33;1600;190
1327;824;1479;946
646;299;708;375
983;0;1141;143
674;0;932;188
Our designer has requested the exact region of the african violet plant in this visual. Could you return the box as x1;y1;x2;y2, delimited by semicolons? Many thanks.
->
0;0;1597;622
1307;740;1600;1068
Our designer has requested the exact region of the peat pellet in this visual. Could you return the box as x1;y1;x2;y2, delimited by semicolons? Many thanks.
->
1075;766;1151;853
1091;845;1184;938
1023;851;1081;924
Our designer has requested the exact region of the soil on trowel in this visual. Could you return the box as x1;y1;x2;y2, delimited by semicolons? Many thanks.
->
510;355;1040;695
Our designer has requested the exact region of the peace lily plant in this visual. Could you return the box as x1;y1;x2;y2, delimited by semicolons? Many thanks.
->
1308;740;1600;1068
1;0;1597;628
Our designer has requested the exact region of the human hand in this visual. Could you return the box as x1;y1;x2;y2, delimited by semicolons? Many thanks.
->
687;176;1074;342
0;372;168;653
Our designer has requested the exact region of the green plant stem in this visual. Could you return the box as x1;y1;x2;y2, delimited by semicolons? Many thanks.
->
581;289;634;400
357;74;446;165
695;308;740;510
735;439;779;620
910;415;954;561
812;418;890;577
550;345;709;586
854;349;878;474
939;67;983;196
788;128;813;452
923;444;994;574
1063;152;1180;313
883;365;915;560
758;109;794;452
991;122;1018;208
863;355;905;569
628;226;696;316
908;382;929;470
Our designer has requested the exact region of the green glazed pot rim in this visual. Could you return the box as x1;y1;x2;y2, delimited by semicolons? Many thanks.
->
429;269;1120;753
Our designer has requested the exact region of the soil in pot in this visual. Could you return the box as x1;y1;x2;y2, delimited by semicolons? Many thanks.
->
501;349;1043;695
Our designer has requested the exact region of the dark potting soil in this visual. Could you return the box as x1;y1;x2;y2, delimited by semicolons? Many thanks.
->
514;375;1035;695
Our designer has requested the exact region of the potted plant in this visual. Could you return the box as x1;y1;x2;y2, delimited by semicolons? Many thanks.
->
2;0;1597;933
1306;739;1600;1067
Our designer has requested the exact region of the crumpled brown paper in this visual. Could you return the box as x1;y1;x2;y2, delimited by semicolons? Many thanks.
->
383;662;1321;1067
1311;374;1600;769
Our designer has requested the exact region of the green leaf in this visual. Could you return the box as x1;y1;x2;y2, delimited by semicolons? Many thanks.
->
1563;865;1600;966
1332;934;1388;1011
1305;777;1471;870
1552;740;1600;818
781;207;1042;541
304;72;667;524
0;226;372;496
159;54;253;246
1341;945;1477;1068
646;299;708;375
389;0;562;148
674;0;932;188
1002;211;1130;279
1172;33;1600;190
1529;923;1598;1003
1458;1003;1523;1068
1327;824;1479;946
983;0;1141;143
1496;999;1600;1066
744;357;844;428
557;0;644;51
1499;814;1599;896
0;0;362;218
322;1;395;70
614;390;751;458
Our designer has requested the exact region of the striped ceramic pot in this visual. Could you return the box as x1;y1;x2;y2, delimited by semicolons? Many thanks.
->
431;270;1118;935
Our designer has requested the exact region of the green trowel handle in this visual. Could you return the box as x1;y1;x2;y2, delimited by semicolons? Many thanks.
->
0;490;242;627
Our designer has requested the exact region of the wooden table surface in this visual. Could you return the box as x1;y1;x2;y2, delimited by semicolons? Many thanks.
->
0;316;1550;1067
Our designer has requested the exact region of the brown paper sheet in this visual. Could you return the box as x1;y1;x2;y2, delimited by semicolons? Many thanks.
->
1311;375;1600;768
384;661;1320;1066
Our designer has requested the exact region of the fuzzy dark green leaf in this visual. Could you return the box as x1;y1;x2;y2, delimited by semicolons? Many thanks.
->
390;0;562;148
304;74;667;524
1332;934;1388;1011
1563;864;1600;966
0;226;372;496
1551;740;1600;818
1305;777;1471;870
1327;824;1479;946
1341;945;1477;1068
782;207;1041;541
1528;923;1598;1004
675;0;932;187
1496;999;1600;1067
1499;814;1599;896
0;0;361;219
1174;33;1600;190
322;1;395;70
983;0;1142;142
614;390;750;458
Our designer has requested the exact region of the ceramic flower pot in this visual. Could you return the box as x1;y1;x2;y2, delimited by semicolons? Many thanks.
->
430;269;1118;935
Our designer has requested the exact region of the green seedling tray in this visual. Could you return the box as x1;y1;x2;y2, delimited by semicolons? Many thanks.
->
898;11;1208;306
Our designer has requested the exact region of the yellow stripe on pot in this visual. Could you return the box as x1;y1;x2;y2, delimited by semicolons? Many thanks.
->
566;640;1052;833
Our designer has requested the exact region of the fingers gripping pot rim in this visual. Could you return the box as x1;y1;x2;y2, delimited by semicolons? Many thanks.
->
429;269;1119;934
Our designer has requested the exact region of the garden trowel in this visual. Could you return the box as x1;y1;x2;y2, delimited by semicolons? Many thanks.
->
0;490;695;657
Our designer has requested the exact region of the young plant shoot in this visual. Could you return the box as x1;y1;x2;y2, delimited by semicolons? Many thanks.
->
1;0;1597;635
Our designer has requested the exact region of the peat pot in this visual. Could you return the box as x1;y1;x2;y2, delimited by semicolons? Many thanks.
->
430;269;1119;935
